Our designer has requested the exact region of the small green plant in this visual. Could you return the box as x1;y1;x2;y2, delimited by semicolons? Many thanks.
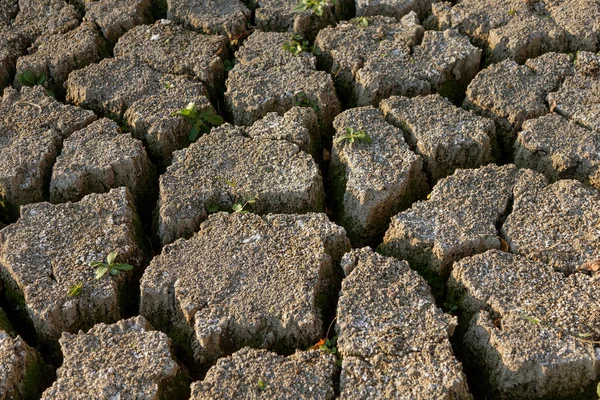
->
172;102;224;142
310;317;339;355
319;335;338;354
207;178;258;214
232;195;257;213
443;299;459;315
67;282;83;297
17;70;46;87
507;8;517;16
257;379;268;391
293;91;319;111
294;0;337;16
282;34;311;55
17;70;54;97
224;178;258;213
334;127;372;145
355;16;369;27
91;251;133;279
224;58;237;72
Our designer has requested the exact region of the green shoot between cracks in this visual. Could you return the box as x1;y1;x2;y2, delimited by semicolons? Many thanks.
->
90;251;133;280
282;34;313;56
172;102;224;142
355;16;369;27
17;70;55;97
206;177;258;214
67;282;83;297
294;0;337;17
334;127;372;145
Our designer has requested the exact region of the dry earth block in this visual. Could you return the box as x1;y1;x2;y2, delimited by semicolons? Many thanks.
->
337;248;472;399
141;212;350;370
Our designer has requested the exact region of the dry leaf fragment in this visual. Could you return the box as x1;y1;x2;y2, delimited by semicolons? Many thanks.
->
309;338;326;350
578;259;600;272
499;237;509;252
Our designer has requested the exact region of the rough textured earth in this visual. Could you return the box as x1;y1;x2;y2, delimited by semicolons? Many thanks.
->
503;177;600;275
11;0;80;45
190;347;337;399
114;19;227;98
225;31;341;129
329;106;426;243
41;316;187;399
141;212;350;369
66;56;206;121
156;126;325;245
84;0;153;44
0;309;50;400
449;250;600;398
0;188;146;345
1;1;599;398
356;0;435;19
426;0;600;63
547;51;600;132
255;0;353;40
463;52;573;154
123;84;214;167
0;26;28;92
380;164;529;282
514;113;600;190
166;0;250;38
245;106;321;158
14;22;109;98
337;248;471;399
49;118;156;205
0;86;96;213
316;14;481;106
381;94;496;183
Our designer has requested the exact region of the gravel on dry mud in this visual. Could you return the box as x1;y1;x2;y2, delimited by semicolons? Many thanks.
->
1;1;599;399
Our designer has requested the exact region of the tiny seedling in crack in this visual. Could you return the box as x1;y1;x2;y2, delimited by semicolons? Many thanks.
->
172;102;224;142
310;317;340;360
213;177;259;214
334;127;372;145
319;335;338;354
91;251;133;279
282;34;312;56
232;194;257;213
293;91;319;111
257;379;268;391
17;70;46;87
294;0;337;16
355;16;369;27
67;282;83;297
17;70;54;97
224;58;237;72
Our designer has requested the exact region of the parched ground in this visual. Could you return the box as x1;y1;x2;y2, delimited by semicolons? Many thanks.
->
1;0;600;399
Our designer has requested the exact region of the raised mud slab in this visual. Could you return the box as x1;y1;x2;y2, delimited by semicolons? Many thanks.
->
191;348;337;399
337;248;471;399
329;106;426;244
156;126;324;245
449;250;599;398
0;188;146;345
41;316;188;399
141;212;350;370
